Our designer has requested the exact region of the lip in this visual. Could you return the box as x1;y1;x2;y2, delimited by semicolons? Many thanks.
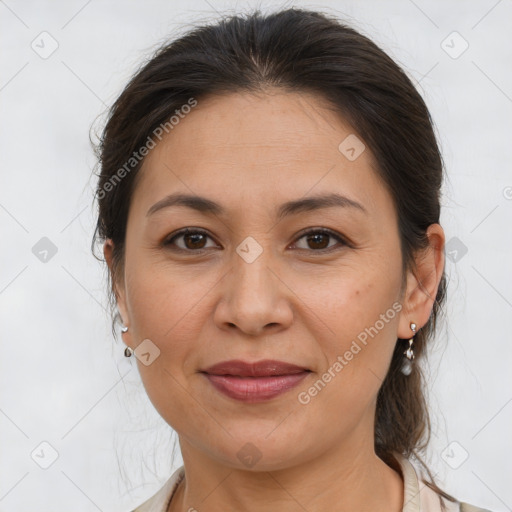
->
200;359;311;403
202;359;309;377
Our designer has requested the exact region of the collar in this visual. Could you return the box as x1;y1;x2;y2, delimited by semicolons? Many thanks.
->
396;454;460;512
133;454;459;512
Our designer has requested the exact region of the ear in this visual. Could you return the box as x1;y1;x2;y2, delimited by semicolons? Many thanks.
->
103;239;129;330
397;223;445;339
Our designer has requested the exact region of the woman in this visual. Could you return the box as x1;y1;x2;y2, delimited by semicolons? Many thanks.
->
92;7;492;512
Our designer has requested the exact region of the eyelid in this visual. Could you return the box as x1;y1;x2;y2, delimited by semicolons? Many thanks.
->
163;227;219;251
163;227;351;253
290;227;351;252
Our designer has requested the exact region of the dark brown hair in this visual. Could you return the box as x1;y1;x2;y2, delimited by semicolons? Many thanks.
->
92;7;452;505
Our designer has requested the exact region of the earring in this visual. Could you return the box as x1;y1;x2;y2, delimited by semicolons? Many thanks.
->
120;320;131;356
401;322;417;376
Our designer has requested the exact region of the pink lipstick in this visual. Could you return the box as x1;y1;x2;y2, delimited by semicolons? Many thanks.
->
201;359;311;402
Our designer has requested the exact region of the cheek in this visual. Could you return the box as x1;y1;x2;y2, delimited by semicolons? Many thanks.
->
294;280;400;429
124;255;213;339
295;261;402;397
122;262;212;430
292;262;400;347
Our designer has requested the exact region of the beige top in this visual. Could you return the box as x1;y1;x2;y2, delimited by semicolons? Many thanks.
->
131;454;492;512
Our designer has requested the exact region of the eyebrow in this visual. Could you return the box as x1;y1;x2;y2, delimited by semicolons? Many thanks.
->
146;192;368;219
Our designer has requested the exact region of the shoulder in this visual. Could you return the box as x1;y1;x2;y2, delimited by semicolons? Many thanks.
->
438;494;495;512
395;454;494;512
440;494;495;512
459;503;494;512
130;466;185;512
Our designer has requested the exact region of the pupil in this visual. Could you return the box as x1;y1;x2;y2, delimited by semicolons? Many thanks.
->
186;233;205;249
308;233;328;249
182;233;330;250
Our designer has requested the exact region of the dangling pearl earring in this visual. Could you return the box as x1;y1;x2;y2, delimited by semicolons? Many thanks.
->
120;323;132;357
401;322;417;376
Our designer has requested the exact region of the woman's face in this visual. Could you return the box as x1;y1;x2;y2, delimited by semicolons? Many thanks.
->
106;90;441;470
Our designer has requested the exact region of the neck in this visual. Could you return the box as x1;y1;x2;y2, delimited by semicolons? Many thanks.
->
168;435;403;512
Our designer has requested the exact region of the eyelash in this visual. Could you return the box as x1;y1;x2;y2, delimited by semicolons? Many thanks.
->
163;227;350;254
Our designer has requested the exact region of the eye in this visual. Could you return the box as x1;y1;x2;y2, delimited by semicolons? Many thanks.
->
291;228;348;252
163;228;219;252
163;227;349;254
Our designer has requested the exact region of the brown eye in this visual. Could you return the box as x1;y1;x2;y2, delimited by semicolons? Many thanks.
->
183;232;207;249
293;229;347;252
164;229;217;252
305;233;330;250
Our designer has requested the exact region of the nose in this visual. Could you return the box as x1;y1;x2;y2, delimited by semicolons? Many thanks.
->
213;247;293;337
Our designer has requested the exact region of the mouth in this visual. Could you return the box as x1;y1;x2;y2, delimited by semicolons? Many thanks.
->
200;359;311;402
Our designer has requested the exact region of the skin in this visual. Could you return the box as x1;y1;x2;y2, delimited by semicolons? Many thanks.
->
104;89;445;512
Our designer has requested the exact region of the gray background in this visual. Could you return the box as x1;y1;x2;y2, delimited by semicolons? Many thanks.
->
1;0;511;510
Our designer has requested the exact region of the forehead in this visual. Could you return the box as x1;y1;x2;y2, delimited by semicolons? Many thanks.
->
131;90;391;220
144;89;362;167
